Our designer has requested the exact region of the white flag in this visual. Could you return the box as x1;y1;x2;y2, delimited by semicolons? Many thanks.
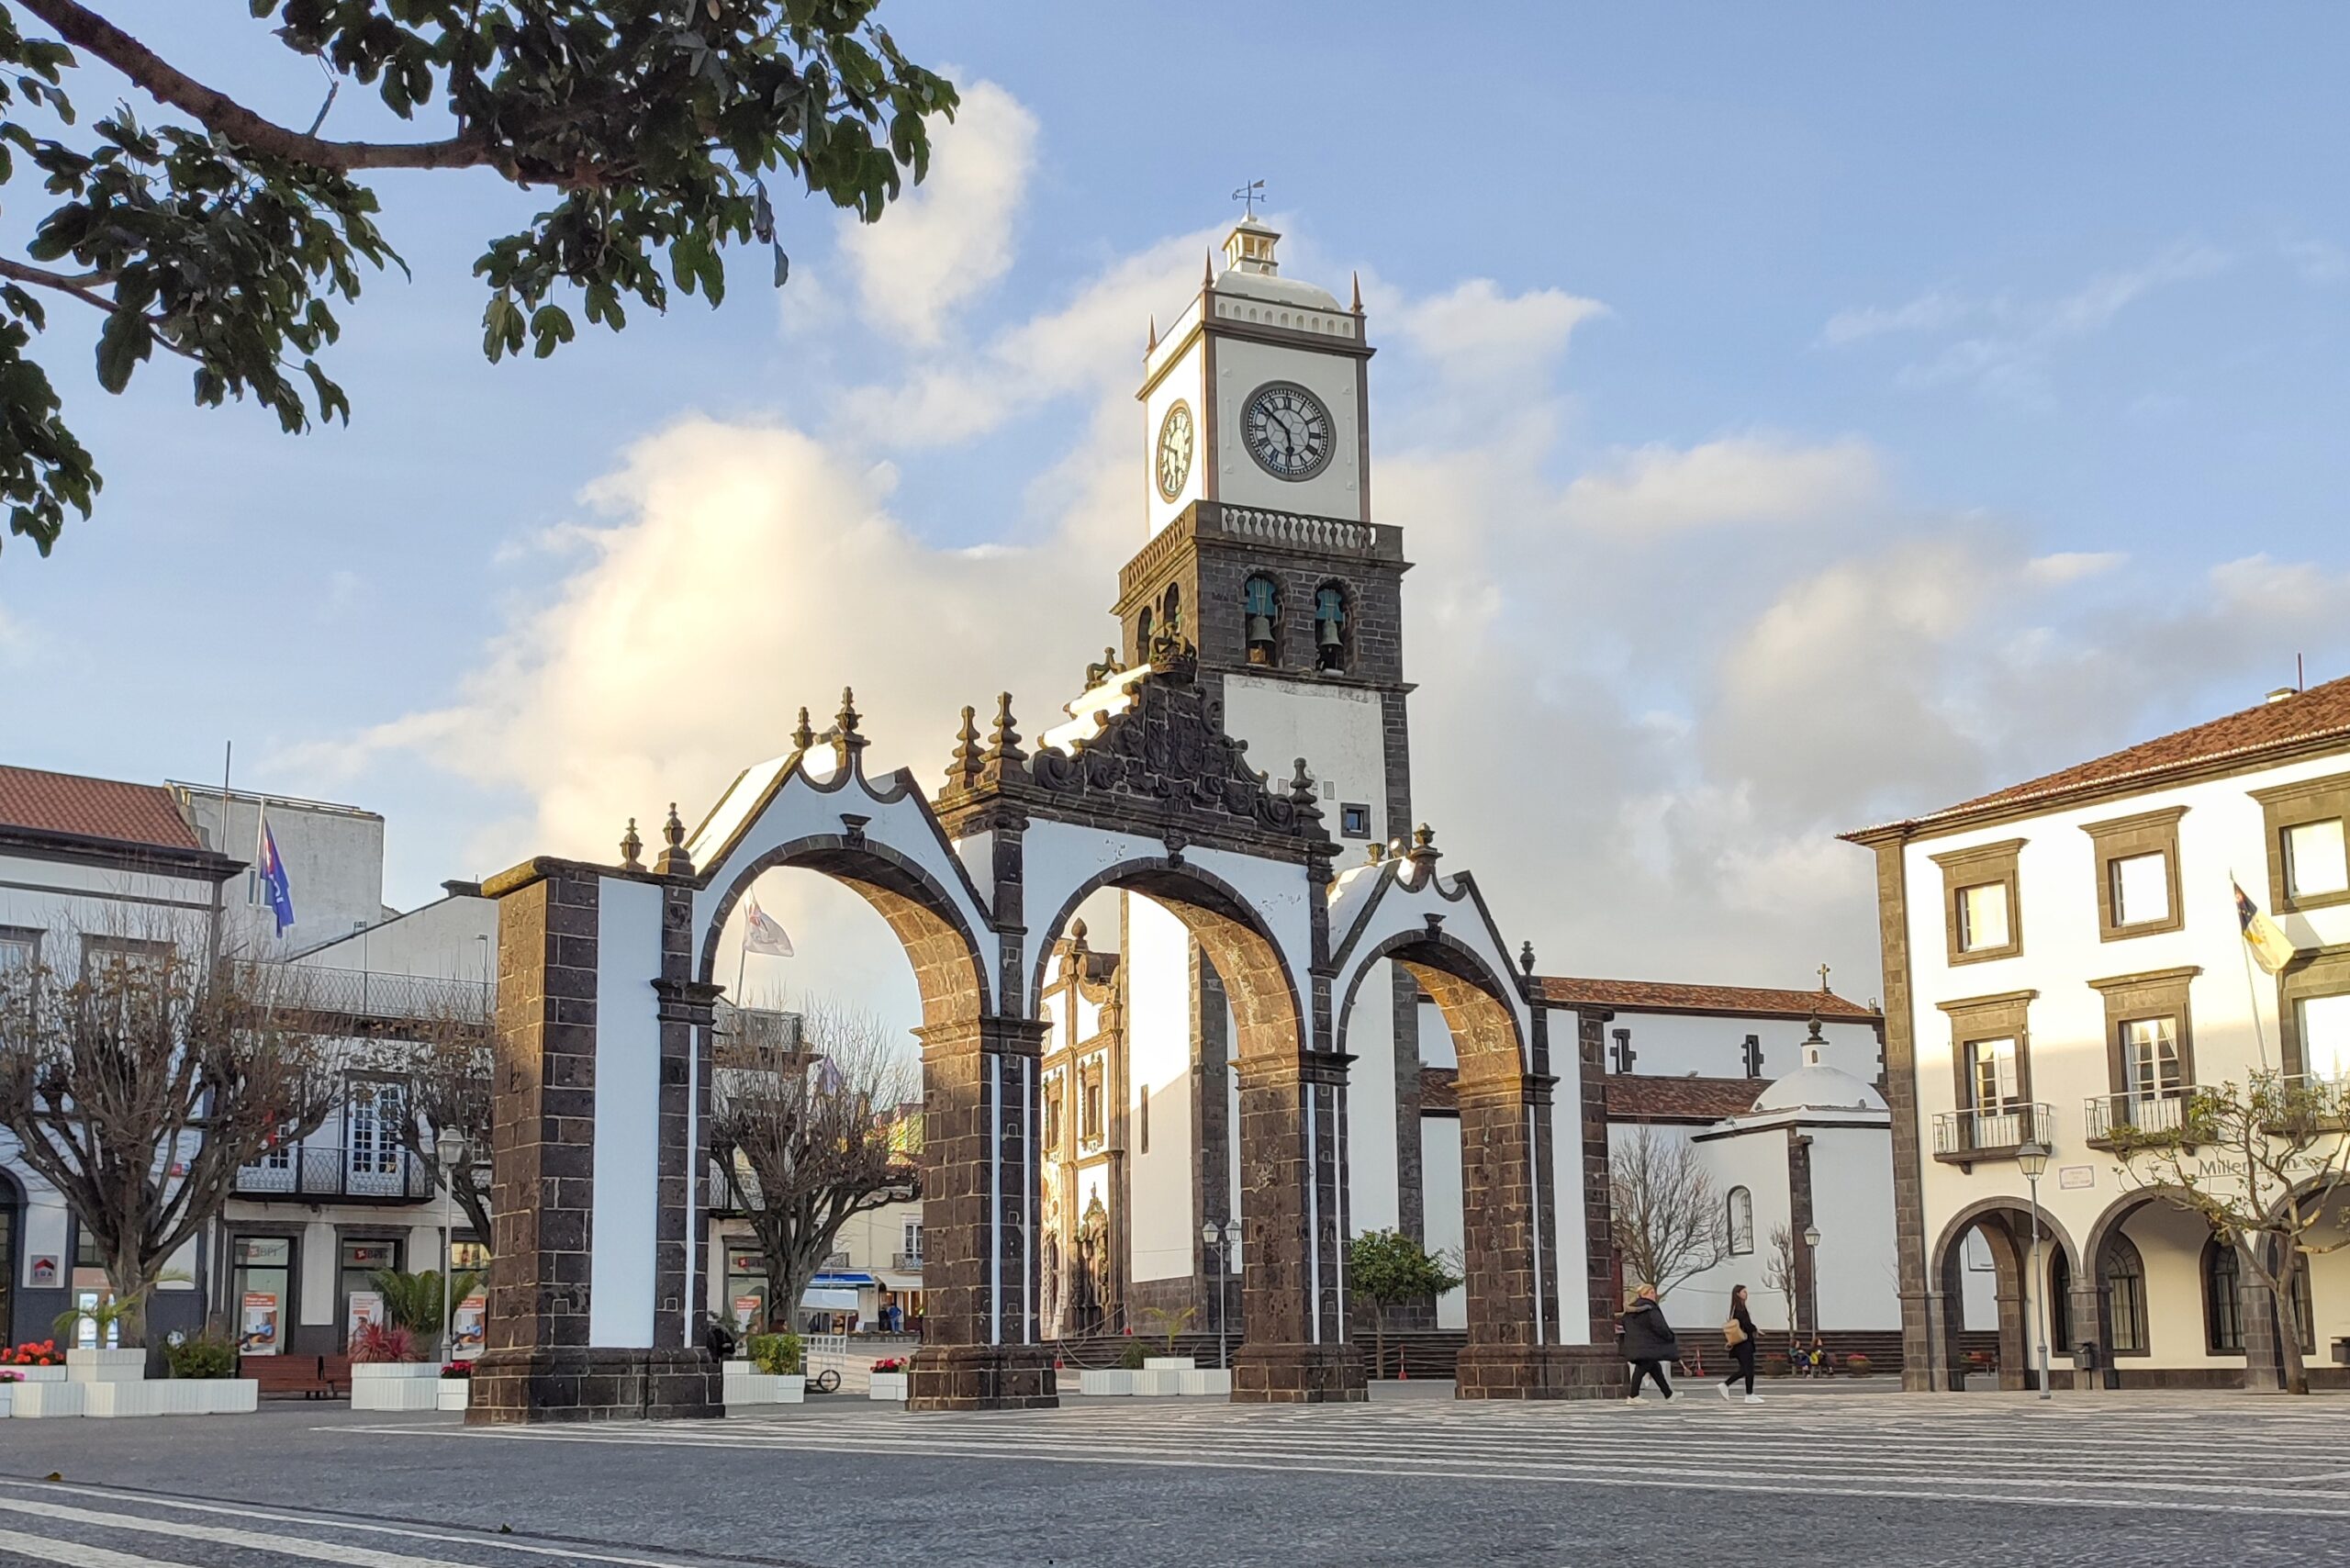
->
743;895;795;958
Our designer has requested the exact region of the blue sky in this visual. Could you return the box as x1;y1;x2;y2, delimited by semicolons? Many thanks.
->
2;3;2344;1002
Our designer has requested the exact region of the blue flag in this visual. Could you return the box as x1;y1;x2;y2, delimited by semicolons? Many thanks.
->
259;819;296;935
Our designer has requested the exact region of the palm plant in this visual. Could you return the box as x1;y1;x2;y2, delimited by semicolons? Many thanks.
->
369;1268;482;1355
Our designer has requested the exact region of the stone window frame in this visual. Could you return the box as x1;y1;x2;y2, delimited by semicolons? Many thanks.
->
1937;989;2038;1112
2201;1234;2244;1356
2251;770;2350;915
1930;838;2025;966
2087;965;2200;1103
2100;1231;2149;1358
0;924;41;971
1337;802;1371;840
2080;806;2188;941
2277;941;2350;1081
1725;1186;1754;1256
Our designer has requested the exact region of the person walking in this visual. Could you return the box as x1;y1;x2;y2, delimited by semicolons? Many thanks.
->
1621;1284;1677;1404
1718;1283;1762;1404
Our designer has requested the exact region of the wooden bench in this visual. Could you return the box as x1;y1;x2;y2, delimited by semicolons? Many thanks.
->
241;1353;349;1400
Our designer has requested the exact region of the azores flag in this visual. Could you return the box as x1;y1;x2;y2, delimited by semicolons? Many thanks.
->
2233;878;2295;975
259;818;297;935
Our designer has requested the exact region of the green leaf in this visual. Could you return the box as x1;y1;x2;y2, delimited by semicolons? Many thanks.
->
93;308;151;395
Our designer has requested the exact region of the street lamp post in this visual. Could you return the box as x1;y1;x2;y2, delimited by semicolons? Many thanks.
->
2017;1139;2052;1401
1202;1219;1243;1369
1800;1224;1821;1344
435;1128;469;1363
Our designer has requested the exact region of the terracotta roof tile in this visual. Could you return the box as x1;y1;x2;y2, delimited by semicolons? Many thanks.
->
1852;673;2350;836
1536;975;1877;1021
0;765;201;852
1605;1074;1763;1123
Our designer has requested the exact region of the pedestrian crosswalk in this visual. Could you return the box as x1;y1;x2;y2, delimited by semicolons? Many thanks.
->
380;1389;2350;1521
0;1479;811;1568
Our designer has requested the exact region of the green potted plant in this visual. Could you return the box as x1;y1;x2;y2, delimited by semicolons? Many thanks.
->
723;1331;807;1407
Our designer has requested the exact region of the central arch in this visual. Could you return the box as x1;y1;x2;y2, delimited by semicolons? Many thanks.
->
1930;1196;2080;1392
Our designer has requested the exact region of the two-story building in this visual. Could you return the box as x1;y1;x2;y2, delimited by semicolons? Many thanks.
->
1849;677;2350;1391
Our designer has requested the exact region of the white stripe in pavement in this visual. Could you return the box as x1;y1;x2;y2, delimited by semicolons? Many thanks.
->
0;1498;472;1568
0;1523;206;1568
0;1487;704;1568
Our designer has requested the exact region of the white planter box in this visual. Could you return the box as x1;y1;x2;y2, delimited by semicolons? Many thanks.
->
351;1364;443;1412
1077;1370;1133;1396
202;1381;258;1415
67;1349;147;1384
867;1372;908;1402
1177;1370;1232;1397
0;1387;10;1417
12;1382;86;1418
722;1368;805;1406
1144;1357;1195;1372
437;1382;470;1412
1132;1369;1183;1396
88;1380;253;1417
9;1366;66;1383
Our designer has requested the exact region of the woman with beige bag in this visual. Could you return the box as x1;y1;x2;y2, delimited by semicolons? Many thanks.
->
1718;1283;1761;1403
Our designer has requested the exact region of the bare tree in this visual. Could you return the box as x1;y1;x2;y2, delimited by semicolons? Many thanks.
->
1608;1123;1725;1302
0;924;341;1345
1763;1223;1800;1337
2107;1071;2350;1394
363;1005;494;1244
707;1001;918;1333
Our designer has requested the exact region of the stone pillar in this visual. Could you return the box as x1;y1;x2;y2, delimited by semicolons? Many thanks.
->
1451;1071;1615;1399
2068;1279;2106;1394
471;861;721;1425
908;1014;1056;1411
1574;1008;1618;1342
1231;1050;1365;1402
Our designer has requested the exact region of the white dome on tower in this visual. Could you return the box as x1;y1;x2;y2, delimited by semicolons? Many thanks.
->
1750;1023;1886;1114
1213;216;1344;311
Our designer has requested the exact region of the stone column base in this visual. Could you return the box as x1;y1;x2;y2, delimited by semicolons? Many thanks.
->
465;1347;722;1425
1230;1341;1367;1404
907;1344;1058;1411
1454;1343;1623;1400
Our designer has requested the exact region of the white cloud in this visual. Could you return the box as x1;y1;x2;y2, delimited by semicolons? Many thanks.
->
2283;236;2348;286
1391;278;1606;389
838;79;1039;346
1560;435;1884;534
1819;290;1970;347
2026;551;2126;586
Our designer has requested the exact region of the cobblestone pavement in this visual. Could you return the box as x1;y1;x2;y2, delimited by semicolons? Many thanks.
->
4;1384;2349;1566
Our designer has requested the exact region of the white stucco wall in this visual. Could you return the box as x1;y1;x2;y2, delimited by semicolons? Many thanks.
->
588;878;661;1348
1221;675;1392;851
1345;961;1402;1236
1420;1116;1466;1330
291;892;498;981
1203;330;1366;523
178;789;386;955
1125;895;1195;1282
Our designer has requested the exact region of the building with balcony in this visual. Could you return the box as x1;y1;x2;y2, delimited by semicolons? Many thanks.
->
1848;676;2350;1391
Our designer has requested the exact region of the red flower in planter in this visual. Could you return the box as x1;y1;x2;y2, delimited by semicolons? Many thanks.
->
870;1358;906;1373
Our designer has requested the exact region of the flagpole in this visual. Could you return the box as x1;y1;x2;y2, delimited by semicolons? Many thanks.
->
2232;867;2274;1070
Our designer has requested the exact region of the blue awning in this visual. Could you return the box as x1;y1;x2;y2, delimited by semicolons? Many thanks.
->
809;1272;879;1288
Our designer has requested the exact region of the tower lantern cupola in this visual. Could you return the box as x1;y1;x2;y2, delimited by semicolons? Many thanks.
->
1222;216;1281;276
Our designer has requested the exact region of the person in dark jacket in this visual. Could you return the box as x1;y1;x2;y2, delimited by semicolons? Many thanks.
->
1620;1284;1677;1403
1719;1283;1762;1403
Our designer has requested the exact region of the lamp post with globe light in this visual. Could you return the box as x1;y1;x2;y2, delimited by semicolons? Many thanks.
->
2017;1139;2053;1400
1202;1219;1242;1368
436;1128;470;1361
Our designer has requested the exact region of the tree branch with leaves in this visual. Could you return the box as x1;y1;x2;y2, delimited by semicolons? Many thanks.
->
1608;1122;1726;1304
0;0;958;554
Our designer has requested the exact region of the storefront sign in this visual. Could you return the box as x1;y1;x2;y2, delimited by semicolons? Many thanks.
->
451;1294;486;1356
241;1292;281;1354
733;1294;761;1330
346;1289;384;1339
28;1256;57;1287
2058;1165;2095;1190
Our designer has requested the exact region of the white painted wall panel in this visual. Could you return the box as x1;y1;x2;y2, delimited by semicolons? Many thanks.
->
589;879;662;1348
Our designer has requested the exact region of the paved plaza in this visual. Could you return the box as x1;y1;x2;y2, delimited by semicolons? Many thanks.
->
3;1383;2349;1566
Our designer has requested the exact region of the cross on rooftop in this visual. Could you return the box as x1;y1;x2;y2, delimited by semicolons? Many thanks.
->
1232;178;1266;218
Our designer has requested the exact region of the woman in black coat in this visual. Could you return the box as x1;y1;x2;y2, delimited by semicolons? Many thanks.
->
1720;1283;1761;1403
1620;1284;1677;1402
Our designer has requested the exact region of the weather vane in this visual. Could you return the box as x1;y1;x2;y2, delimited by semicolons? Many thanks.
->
1232;178;1266;218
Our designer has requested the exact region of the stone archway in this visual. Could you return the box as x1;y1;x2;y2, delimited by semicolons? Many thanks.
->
1930;1197;2079;1393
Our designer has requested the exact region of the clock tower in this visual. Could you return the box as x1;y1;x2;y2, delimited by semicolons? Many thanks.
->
1111;214;1432;1325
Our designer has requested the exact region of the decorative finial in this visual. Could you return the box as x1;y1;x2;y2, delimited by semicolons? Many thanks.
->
1519;940;1536;978
1203;249;1216;287
982;691;1028;779
1285;757;1325;828
1366;841;1384;866
946;704;983;790
1069;917;1089;951
1147;314;1158;352
1405;823;1441;869
834;687;866;757
1387;835;1408;862
790;706;815;753
1350;270;1363;314
654;801;694;877
619;817;643;871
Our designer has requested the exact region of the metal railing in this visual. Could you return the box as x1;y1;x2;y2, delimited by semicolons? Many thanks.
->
2084;1089;2201;1145
237;962;494;1025
1931;1103;2054;1159
890;1251;924;1271
235;1145;431;1202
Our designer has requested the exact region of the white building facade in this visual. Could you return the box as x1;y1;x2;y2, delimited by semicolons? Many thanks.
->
1851;677;2350;1391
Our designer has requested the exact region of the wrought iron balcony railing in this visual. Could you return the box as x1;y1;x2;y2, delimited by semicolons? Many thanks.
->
2084;1089;2206;1146
235;961;493;1026
891;1251;924;1271
235;1145;431;1203
1932;1103;2055;1164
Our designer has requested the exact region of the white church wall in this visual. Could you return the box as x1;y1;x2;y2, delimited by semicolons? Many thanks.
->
1345;960;1401;1235
1209;334;1365;521
1221;675;1391;850
1672;1126;1789;1332
1125;894;1195;1283
1417;1000;1451;1067
1419;1116;1466;1330
1142;340;1207;535
1598;1010;1880;1084
588;878;661;1348
1545;1094;1592;1346
1809;1124;1901;1332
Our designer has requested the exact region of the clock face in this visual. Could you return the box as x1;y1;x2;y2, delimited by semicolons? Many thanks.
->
1243;381;1334;481
1156;400;1194;501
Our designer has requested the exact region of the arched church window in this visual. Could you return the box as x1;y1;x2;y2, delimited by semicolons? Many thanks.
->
1161;585;1183;643
1315;584;1348;670
2102;1234;2147;1354
1726;1187;1754;1256
1136;606;1153;659
2049;1247;2074;1352
1244;575;1281;666
2203;1236;2243;1353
